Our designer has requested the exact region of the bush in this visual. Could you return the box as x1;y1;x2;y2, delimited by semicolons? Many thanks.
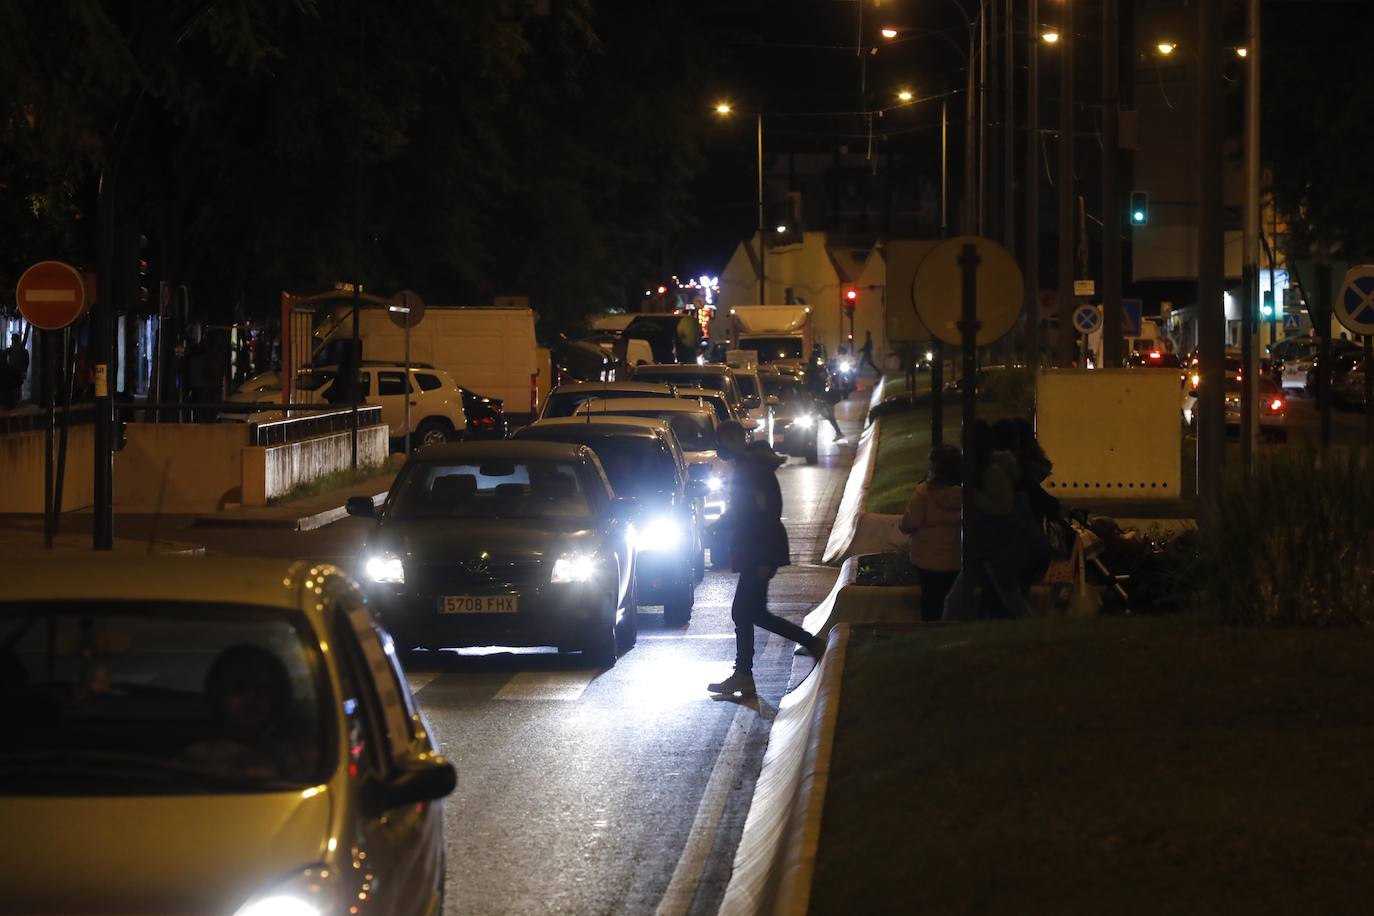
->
1202;449;1374;626
856;547;920;587
979;365;1036;419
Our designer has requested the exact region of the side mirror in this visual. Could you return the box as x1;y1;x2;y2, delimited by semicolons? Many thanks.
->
346;496;377;518
765;395;781;409
368;759;456;815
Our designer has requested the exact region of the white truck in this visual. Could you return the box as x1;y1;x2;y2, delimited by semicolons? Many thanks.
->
316;306;538;410
722;305;814;369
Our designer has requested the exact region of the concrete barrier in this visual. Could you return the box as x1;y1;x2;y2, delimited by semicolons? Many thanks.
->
719;625;850;916
0;424;95;513
241;425;388;506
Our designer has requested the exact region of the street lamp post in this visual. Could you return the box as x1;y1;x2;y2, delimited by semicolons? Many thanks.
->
1057;0;1077;368
715;103;766;306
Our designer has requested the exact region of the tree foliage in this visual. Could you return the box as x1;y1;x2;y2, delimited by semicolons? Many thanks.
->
1262;1;1374;263
0;0;715;336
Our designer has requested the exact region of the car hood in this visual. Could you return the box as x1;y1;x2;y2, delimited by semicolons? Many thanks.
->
372;517;599;563
0;788;331;914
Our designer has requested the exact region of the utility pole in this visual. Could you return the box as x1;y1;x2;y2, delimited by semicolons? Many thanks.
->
757;112;766;305
1101;0;1123;367
93;176;116;549
1057;0;1076;367
1240;0;1262;471
1026;0;1041;371
963;13;978;235
1002;0;1015;252
1197;0;1226;503
978;3;989;236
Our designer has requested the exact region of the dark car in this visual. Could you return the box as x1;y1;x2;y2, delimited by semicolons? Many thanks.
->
552;338;617;387
514;417;704;624
760;368;819;464
348;441;638;665
461;387;507;439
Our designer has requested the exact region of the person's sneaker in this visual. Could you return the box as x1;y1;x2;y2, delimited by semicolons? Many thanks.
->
793;636;828;658
707;671;757;697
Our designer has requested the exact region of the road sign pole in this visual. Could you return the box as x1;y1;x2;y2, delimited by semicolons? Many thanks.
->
1318;263;1333;450
1365;335;1373;446
53;327;74;537
931;340;944;447
43;331;55;550
403;310;412;455
958;242;981;619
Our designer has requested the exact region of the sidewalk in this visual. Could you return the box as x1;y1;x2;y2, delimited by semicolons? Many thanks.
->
193;466;399;531
0;516;204;557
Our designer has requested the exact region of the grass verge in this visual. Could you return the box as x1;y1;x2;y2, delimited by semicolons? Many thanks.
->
811;618;1374;914
267;464;387;505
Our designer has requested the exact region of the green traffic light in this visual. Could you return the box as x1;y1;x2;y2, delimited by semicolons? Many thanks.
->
1132;210;1146;224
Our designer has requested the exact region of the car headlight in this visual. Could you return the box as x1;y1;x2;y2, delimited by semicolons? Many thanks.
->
634;516;684;551
839;359;852;373
552;552;598;583
365;554;404;584
235;897;319;916
706;475;724;493
233;866;342;916
925;350;934;362
794;414;815;428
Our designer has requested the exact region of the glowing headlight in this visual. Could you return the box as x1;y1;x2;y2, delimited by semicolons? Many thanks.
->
552;553;598;583
925;350;934;362
635;516;684;551
365;554;404;584
794;414;815;428
839;359;853;373
234;896;319;916
706;475;724;492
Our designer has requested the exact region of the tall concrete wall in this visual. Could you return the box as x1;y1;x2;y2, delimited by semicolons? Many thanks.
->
114;423;250;513
0;424;95;513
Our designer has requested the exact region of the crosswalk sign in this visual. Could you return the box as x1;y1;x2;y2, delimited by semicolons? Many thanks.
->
1283;313;1301;333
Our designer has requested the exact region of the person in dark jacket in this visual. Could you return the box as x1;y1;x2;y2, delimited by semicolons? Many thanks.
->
708;421;824;698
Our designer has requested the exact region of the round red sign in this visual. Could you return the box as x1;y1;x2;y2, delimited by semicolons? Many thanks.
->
16;260;88;330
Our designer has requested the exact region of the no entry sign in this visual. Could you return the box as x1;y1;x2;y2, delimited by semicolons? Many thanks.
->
16;260;88;330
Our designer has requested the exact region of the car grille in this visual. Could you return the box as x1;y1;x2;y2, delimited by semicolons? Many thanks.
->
407;560;545;593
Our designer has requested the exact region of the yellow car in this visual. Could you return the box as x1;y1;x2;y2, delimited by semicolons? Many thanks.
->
0;557;454;915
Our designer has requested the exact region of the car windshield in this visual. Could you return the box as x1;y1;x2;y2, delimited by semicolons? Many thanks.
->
691;395;730;422
0;602;331;794
736;375;759;399
390;459;594;521
579;436;678;497
601;411;715;451
763;377;809;402
544;388;672;418
742;337;805;362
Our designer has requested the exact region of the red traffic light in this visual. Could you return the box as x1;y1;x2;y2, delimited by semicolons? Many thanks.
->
656;285;668;295
844;288;858;302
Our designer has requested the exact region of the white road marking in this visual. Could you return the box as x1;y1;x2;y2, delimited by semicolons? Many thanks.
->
495;669;598;702
405;671;441;695
654;637;785;916
654;699;753;916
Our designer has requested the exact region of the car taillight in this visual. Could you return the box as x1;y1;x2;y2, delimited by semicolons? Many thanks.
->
1265;397;1285;414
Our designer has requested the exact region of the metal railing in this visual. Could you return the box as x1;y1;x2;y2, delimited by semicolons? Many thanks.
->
248;405;383;447
0;404;95;436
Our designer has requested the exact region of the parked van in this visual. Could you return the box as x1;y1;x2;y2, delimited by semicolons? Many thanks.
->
316;306;537;411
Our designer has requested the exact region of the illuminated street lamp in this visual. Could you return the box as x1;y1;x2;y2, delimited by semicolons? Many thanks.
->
880;27;899;39
714;101;766;305
1157;41;1177;56
896;88;914;102
1041;29;1060;44
1235;46;1248;58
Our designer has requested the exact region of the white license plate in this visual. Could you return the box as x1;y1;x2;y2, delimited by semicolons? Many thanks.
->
773;433;785;443
439;595;518;614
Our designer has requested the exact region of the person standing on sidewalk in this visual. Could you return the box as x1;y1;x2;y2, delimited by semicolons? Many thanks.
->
805;345;845;443
4;333;29;408
899;444;963;622
708;421;824;698
859;330;881;380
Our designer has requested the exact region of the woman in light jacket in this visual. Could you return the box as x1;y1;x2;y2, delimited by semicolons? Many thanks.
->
899;444;963;621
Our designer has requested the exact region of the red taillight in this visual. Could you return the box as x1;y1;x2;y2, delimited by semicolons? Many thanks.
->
1265;397;1285;414
1149;351;1162;360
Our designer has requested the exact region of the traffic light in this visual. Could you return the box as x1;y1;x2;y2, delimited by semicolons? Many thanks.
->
1129;191;1149;226
843;287;858;315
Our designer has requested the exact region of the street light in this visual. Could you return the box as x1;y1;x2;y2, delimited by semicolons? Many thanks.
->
714;102;766;305
1157;41;1177;56
880;27;899;39
1235;46;1248;58
1041;29;1060;44
775;224;787;234
897;88;914;102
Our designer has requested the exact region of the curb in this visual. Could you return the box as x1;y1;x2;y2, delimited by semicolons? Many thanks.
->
719;624;850;916
193;489;387;532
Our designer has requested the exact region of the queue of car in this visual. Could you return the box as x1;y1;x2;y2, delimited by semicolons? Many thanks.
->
0;350;843;914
